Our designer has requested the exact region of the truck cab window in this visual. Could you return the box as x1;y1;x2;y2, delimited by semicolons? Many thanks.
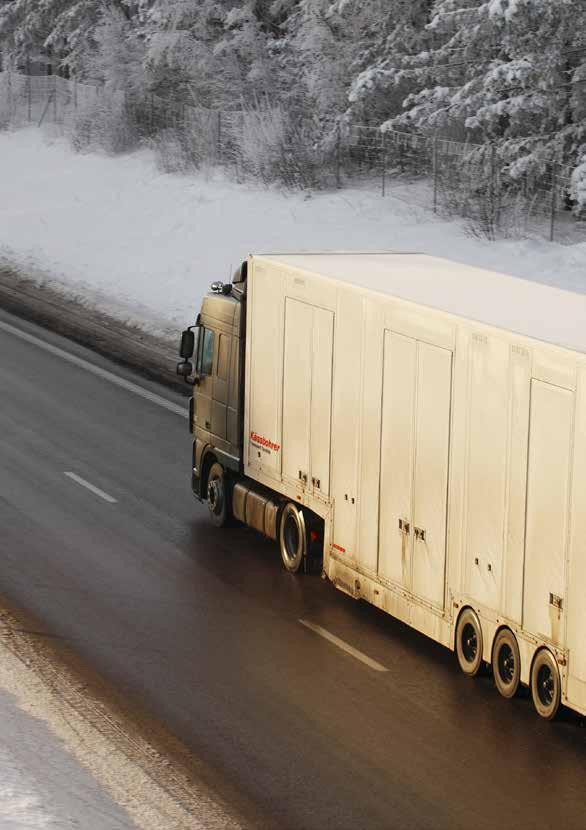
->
217;334;230;380
198;328;215;375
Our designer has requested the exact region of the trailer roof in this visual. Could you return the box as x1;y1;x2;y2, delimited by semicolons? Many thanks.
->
256;252;586;355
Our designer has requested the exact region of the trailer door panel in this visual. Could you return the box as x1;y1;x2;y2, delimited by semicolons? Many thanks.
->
412;342;452;609
378;332;451;608
310;307;334;498
378;332;417;589
523;380;574;647
330;292;363;561
282;298;312;487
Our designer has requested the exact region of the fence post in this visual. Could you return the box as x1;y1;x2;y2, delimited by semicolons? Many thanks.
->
53;75;57;122
550;160;557;242
74;78;77;110
335;123;341;189
27;55;31;122
381;131;386;197
490;144;497;231
150;93;154;133
217;110;222;160
433;136;439;213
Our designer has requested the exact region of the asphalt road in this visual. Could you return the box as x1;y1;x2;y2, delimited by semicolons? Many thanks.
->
1;308;586;830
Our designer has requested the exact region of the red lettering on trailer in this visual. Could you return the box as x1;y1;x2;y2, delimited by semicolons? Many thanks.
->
332;544;346;553
250;431;281;453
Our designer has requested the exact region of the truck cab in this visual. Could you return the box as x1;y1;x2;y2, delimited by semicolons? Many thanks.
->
177;265;247;504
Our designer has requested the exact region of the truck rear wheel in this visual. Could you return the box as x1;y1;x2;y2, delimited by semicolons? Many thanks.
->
455;608;483;677
207;462;230;528
279;503;307;574
531;648;561;720
492;628;521;699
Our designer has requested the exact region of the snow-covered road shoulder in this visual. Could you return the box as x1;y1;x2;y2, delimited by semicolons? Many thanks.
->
0;604;245;830
1;128;585;338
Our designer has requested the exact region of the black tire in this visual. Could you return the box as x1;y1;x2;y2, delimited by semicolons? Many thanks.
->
279;503;307;574
455;608;483;677
531;648;561;720
206;462;230;528
492;628;521;699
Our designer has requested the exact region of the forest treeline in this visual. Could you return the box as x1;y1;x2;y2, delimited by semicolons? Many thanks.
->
1;0;585;200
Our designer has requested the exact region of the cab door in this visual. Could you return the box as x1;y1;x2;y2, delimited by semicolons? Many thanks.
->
194;327;216;435
211;332;231;440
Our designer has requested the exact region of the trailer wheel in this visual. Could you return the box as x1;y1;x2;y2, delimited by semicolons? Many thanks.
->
492;629;521;699
279;503;307;574
206;462;230;528
455;608;483;677
531;648;561;720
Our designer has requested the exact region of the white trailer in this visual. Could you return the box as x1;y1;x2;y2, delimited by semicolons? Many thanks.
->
178;252;586;720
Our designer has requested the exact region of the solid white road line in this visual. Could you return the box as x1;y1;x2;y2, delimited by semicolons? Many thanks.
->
0;319;186;418
64;472;118;504
299;620;388;673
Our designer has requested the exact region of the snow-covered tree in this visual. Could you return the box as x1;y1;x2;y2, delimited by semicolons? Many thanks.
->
0;1;135;76
346;0;433;127
382;0;586;171
86;5;145;92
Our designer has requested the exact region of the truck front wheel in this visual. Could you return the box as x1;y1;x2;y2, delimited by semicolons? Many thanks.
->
206;462;230;528
279;503;307;574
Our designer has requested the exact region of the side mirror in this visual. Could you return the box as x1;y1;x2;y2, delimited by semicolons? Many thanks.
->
176;360;193;378
179;329;195;359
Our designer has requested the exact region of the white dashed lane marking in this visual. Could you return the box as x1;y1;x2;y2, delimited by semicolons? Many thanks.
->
64;472;118;504
299;620;388;672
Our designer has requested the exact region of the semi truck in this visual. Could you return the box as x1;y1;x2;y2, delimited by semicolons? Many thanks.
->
177;252;586;721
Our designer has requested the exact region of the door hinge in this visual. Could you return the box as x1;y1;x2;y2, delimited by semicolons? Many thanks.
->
549;593;563;610
414;527;426;542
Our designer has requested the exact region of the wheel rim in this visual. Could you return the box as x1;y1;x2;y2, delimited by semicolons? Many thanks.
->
497;643;516;686
283;514;300;565
208;476;223;516
537;664;555;707
462;622;478;664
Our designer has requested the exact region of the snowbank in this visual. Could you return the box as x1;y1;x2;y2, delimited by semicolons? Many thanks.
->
1;127;585;337
0;670;137;829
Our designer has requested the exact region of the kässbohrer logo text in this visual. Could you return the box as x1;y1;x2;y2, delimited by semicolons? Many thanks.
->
250;432;281;453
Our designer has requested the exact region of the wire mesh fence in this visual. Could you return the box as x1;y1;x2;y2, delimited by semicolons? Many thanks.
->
341;124;584;243
0;71;584;243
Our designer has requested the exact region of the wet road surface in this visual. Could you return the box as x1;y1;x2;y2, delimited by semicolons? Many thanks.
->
1;308;586;830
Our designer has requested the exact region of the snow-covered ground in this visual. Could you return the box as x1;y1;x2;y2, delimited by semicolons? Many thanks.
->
0;633;139;830
0;685;137;830
0;625;242;830
1;127;585;339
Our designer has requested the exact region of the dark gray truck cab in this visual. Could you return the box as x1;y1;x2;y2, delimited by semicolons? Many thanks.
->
178;265;247;502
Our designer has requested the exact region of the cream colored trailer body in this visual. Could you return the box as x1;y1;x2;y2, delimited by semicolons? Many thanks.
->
244;253;586;717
